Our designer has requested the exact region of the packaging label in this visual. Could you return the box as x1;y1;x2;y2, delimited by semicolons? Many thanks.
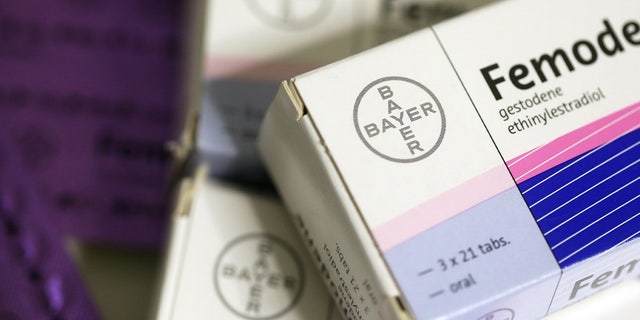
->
433;3;640;296
385;187;559;319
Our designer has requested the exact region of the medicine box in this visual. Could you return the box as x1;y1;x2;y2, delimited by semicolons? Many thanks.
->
257;0;640;318
154;167;340;320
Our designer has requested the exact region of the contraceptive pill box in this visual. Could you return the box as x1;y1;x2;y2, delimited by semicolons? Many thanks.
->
257;0;640;318
154;166;340;320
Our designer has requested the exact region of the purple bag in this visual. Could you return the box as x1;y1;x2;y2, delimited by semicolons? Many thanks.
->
0;154;100;319
0;0;183;247
0;0;185;317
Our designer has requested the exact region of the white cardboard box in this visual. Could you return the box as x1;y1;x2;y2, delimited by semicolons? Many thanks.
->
257;0;640;319
154;167;341;320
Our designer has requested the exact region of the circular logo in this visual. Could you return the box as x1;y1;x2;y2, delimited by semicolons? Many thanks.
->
214;233;305;319
245;0;331;30
477;308;515;320
354;76;445;162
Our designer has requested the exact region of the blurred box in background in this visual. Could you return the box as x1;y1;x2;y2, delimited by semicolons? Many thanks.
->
154;166;341;320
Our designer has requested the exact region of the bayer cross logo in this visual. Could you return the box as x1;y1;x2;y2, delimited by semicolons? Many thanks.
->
245;0;331;29
214;234;304;319
354;76;446;162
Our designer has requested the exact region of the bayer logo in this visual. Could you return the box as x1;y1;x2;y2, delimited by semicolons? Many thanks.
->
245;0;331;29
354;76;446;163
214;234;304;319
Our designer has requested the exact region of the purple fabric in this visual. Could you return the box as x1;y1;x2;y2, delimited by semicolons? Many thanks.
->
0;166;101;319
0;0;183;247
0;0;185;318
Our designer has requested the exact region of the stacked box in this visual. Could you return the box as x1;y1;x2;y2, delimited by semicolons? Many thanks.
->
154;167;341;320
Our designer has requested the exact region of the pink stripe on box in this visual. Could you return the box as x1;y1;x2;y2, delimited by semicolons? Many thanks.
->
509;144;544;166
373;165;514;252
508;147;535;164
204;55;321;81
508;102;640;183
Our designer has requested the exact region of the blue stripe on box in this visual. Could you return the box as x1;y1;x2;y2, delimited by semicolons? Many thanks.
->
519;129;640;268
